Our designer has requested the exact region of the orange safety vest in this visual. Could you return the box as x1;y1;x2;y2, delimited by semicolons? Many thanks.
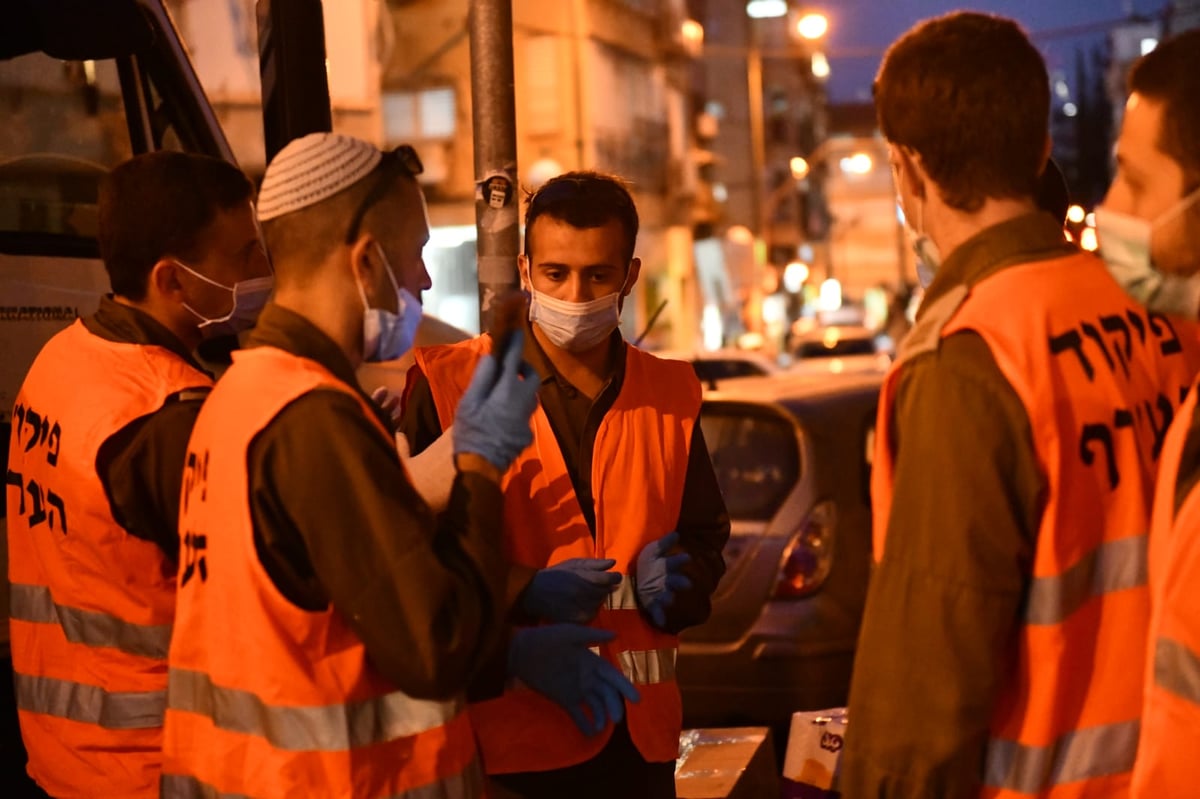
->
6;319;211;799
160;346;481;799
413;336;700;774
871;253;1199;799
1132;378;1200;797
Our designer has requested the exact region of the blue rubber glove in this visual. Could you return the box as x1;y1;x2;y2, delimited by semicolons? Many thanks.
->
508;624;640;736
453;328;540;470
522;558;622;623
635;531;693;627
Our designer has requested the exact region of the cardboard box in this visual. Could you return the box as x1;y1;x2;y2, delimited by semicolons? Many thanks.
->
781;708;847;798
675;727;780;799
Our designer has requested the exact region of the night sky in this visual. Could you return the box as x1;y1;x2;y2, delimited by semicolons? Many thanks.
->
823;0;1172;102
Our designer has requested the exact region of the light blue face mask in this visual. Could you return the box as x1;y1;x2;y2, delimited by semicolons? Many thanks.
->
1096;187;1200;317
356;243;422;362
897;198;942;289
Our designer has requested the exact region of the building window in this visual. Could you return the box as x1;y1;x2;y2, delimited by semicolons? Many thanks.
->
382;86;456;142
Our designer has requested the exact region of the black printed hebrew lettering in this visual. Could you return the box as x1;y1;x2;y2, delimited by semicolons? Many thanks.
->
12;404;24;447
1127;311;1147;345
1100;315;1133;378
22;410;42;453
181;532;208;587
1049;330;1094;381
46;423;61;467
5;470;24;514
1149;313;1184;356
1146;394;1174;461
26;480;46;528
1081;424;1119;489
1081;323;1117;375
1114;409;1134;430
47;490;67;535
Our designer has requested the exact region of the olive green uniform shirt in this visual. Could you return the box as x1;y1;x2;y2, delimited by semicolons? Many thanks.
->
841;213;1076;798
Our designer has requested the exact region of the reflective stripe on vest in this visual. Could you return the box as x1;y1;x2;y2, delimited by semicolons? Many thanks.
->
1024;535;1148;625
1154;637;1200;705
617;649;676;685
15;672;165;729
607;576;638;611
984;720;1140;794
10;582;172;659
160;759;484;799
168;668;463;752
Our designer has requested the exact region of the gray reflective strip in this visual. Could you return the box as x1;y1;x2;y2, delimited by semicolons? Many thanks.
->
606;575;638;611
1025;536;1147;625
1155;637;1200;705
617;648;676;685
983;720;1139;793
168;668;463;752
160;755;483;799
9;582;172;659
15;672;165;729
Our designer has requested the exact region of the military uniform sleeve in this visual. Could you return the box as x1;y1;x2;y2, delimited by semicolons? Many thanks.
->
840;332;1042;799
96;396;205;563
249;389;507;700
398;367;444;457
661;424;730;634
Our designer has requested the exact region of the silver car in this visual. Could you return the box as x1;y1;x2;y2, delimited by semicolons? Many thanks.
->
678;370;883;735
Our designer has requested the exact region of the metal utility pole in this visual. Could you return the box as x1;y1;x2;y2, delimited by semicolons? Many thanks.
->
257;0;333;163
468;0;521;333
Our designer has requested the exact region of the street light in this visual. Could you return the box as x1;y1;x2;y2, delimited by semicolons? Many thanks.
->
746;0;788;19
811;51;831;79
796;12;829;41
790;156;810;180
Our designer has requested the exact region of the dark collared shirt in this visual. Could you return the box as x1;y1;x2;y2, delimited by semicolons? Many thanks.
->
841;212;1076;798
87;296;211;563
242;303;507;698
400;323;731;637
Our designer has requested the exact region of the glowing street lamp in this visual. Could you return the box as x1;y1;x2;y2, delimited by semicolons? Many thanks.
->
746;0;788;19
811;51;831;79
790;156;811;180
796;12;829;41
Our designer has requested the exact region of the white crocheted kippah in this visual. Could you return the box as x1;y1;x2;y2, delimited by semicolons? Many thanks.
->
257;133;382;221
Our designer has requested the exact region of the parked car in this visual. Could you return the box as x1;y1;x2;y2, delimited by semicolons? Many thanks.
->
677;370;882;738
656;348;782;386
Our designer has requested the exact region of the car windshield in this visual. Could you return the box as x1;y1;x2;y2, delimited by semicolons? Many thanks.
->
699;404;800;521
795;336;876;359
691;359;769;383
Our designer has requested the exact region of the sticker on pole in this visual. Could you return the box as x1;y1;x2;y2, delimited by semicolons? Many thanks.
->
477;173;514;209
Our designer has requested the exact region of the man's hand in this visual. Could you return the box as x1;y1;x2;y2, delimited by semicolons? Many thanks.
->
635;531;692;627
508;624;640;736
521;558;622;623
453;329;539;471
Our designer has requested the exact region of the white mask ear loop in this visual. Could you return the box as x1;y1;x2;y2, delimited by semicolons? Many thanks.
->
1154;184;1200;230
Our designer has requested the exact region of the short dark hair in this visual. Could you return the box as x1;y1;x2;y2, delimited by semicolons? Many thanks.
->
98;151;253;300
874;12;1049;212
524;171;639;264
1129;29;1200;190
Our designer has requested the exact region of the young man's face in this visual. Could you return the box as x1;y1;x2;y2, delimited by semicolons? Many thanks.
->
1104;93;1199;275
520;216;639;305
177;201;271;319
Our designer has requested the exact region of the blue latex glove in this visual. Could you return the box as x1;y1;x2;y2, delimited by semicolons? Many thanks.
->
508;624;640;736
522;558;622;623
635;531;692;627
453;328;540;470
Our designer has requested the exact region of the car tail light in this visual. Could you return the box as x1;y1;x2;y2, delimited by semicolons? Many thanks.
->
773;499;836;598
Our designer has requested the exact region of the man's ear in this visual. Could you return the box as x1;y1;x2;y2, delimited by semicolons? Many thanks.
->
896;146;928;202
517;253;532;291
623;258;642;297
348;234;380;287
148;258;185;303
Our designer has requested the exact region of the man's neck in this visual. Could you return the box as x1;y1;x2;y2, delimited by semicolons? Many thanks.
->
531;324;617;399
112;294;201;351
272;283;362;369
930;197;1041;263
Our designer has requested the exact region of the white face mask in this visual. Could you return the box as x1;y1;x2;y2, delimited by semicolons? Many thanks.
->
897;196;941;289
525;268;629;353
176;260;273;338
1096;186;1200;316
356;243;422;362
